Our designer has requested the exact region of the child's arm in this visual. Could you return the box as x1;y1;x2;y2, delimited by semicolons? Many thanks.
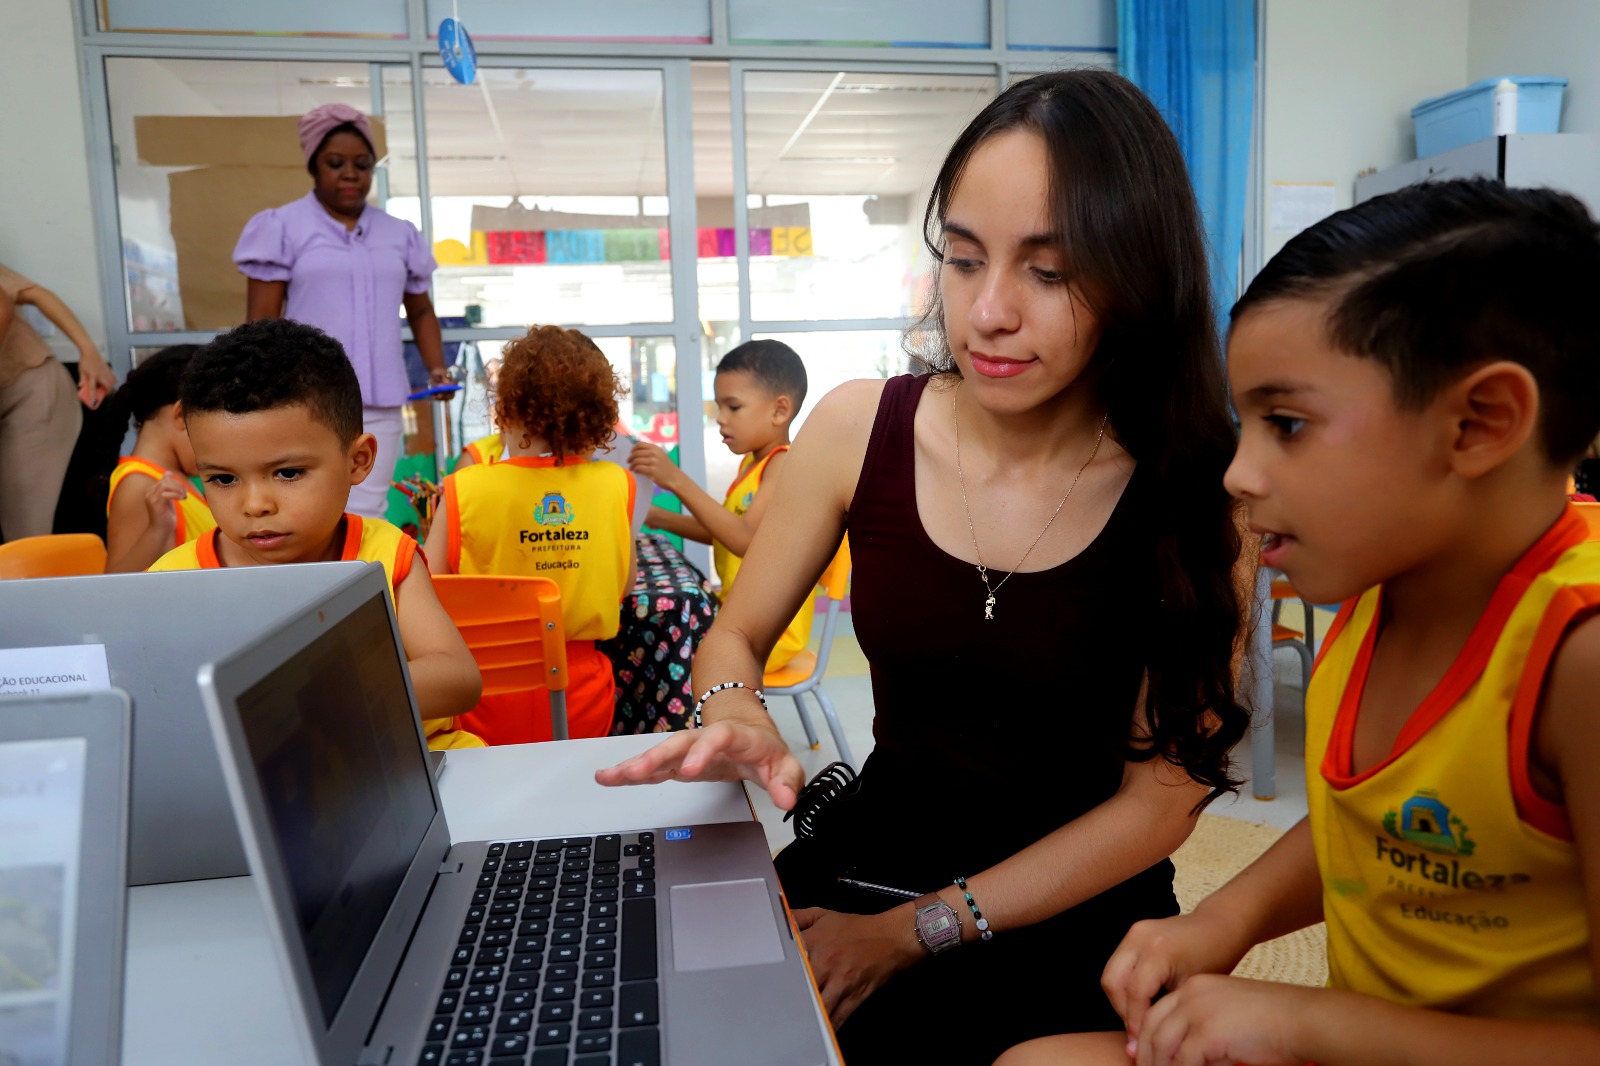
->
105;471;188;573
1102;816;1323;1038
422;515;454;573
630;440;784;557
641;504;712;544
393;561;482;720
1103;618;1600;1066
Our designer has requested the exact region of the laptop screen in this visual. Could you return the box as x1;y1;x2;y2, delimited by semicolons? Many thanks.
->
0;736;88;1066
234;592;436;1026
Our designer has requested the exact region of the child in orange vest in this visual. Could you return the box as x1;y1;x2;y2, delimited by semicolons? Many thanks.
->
149;318;482;749
424;325;636;743
104;345;217;572
998;182;1600;1064
629;339;814;672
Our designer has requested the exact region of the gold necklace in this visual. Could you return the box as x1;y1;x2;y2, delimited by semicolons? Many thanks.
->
953;383;1109;621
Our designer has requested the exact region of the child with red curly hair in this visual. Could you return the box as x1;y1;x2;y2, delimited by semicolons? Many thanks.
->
424;325;636;742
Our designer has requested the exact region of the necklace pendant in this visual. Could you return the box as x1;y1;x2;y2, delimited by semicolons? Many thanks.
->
984;594;995;621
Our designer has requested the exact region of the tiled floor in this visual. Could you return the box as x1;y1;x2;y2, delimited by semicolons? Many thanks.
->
747;606;1333;853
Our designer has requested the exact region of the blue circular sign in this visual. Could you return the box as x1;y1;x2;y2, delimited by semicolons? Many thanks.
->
439;18;477;85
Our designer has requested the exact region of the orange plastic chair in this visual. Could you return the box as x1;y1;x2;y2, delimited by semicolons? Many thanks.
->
433;575;571;740
1574;500;1600;539
0;533;107;579
763;538;853;767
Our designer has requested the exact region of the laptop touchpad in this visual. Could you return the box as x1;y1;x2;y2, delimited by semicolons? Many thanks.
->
670;879;787;972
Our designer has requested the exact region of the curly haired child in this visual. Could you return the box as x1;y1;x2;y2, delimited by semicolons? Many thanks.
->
424;325;636;742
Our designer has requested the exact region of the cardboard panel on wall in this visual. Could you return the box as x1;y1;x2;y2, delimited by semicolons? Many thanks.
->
134;114;387;331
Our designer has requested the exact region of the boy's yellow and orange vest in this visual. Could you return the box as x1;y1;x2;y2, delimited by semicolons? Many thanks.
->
1307;505;1597;1024
108;456;216;550
148;515;483;751
713;447;813;673
463;432;505;467
443;456;635;743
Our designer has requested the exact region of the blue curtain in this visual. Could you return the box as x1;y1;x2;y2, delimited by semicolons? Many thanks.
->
1119;0;1256;331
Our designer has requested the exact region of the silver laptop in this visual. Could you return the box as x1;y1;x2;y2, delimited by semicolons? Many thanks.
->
0;561;372;885
0;689;131;1066
198;567;832;1066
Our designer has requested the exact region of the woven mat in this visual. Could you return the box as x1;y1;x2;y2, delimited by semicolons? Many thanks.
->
1171;815;1328;987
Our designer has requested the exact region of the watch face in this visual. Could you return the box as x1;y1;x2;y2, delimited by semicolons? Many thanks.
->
917;901;961;952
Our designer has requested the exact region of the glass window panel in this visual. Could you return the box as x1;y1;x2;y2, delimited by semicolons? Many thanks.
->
423;0;709;43
1006;0;1117;52
106;58;419;332
729;0;988;48
699;328;908;495
692;62;740;357
742;70;996;322
101;0;405;37
420;68;674;329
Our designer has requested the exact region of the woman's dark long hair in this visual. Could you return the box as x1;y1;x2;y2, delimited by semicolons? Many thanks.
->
908;69;1248;804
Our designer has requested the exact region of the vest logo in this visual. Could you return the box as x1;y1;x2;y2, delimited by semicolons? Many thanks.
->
534;492;575;527
1382;789;1476;856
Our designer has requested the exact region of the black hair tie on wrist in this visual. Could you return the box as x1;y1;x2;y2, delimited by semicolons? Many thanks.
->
784;760;860;839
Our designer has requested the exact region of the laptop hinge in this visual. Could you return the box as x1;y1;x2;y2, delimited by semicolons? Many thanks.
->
438;861;463;875
356;1045;392;1066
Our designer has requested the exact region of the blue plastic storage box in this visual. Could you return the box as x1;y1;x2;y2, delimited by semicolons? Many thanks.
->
1411;76;1566;158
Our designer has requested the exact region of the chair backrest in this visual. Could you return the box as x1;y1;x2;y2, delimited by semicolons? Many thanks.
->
432;575;569;697
809;537;852;677
0;533;107;579
1575;500;1600;540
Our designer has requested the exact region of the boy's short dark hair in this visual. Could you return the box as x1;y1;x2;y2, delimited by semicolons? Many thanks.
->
180;319;363;445
1233;178;1600;465
716;340;808;414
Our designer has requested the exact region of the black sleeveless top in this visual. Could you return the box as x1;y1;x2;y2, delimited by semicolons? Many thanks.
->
773;375;1177;1062
843;373;1162;878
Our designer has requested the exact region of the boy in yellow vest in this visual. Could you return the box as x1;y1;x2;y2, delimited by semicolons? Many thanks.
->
999;181;1600;1065
104;344;217;572
629;339;813;673
148;318;483;749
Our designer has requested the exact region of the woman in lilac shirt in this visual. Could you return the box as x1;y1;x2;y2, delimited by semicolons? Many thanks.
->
233;103;451;518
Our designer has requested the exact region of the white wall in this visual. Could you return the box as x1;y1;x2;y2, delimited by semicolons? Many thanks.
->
0;0;107;363
1468;0;1600;135
1260;0;1470;261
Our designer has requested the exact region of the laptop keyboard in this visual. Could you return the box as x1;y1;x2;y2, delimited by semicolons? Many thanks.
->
419;833;661;1066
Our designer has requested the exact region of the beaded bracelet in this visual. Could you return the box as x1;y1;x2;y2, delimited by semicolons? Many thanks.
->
954;876;993;941
693;682;767;728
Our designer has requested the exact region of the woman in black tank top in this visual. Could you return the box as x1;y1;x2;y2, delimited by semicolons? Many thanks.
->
598;69;1248;1064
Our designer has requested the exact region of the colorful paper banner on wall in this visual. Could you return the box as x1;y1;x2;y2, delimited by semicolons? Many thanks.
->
437;227;812;267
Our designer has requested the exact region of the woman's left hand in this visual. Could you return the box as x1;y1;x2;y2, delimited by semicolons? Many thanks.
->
792;906;920;1028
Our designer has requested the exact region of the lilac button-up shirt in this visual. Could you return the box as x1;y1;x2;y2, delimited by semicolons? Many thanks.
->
233;192;436;408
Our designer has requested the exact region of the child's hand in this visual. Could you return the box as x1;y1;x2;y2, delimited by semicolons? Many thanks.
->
1102;912;1250;1046
143;472;189;540
629;440;683;494
1127;973;1314;1066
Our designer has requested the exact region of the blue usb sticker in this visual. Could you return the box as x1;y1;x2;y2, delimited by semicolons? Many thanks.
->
663;828;692;841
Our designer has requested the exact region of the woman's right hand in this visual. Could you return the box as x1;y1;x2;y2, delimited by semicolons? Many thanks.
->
594;719;806;810
1101;910;1250;1046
